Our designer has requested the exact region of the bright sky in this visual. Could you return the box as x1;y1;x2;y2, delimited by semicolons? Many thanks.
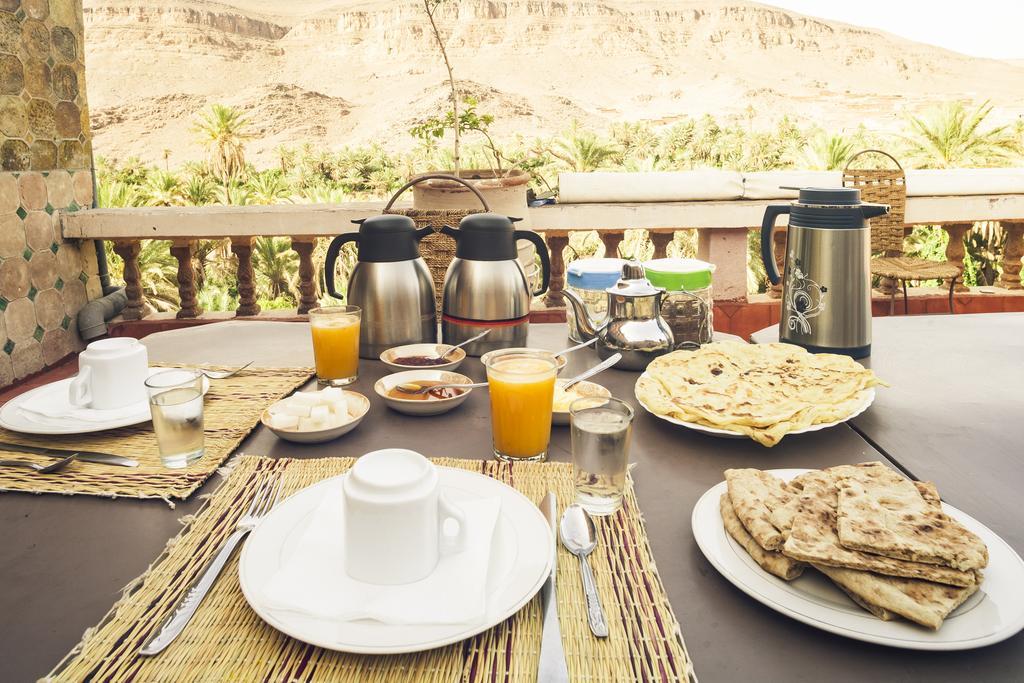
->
768;0;1024;60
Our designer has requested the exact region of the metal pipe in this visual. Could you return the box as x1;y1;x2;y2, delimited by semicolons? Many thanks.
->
87;145;114;293
77;287;127;341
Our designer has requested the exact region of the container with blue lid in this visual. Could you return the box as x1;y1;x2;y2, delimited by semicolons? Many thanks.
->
565;258;626;342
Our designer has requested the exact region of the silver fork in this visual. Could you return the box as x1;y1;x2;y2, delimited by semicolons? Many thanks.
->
139;471;284;656
199;361;254;380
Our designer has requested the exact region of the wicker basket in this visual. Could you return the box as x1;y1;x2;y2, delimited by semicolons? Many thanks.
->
382;174;491;320
842;149;907;255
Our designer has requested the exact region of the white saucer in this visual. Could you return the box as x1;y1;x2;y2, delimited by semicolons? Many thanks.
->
239;466;553;654
0;368;210;435
692;468;1024;650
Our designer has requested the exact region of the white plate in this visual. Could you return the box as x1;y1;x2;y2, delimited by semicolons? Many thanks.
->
0;369;210;435
692;468;1024;650
635;372;874;440
239;466;552;654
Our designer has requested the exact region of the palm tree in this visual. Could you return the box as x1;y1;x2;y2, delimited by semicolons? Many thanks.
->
298;183;348;204
796;132;856;170
246;171;292;205
252;237;299;301
547;126;619;172
142;170;183;206
181;175;217;205
96;180;142;208
902;101;1021;168
136;240;180;312
192;104;252;182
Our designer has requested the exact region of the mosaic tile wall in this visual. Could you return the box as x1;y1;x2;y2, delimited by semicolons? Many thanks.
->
0;0;99;386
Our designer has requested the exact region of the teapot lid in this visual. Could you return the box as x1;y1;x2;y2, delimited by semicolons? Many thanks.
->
452;213;521;261
792;187;862;206
607;261;664;298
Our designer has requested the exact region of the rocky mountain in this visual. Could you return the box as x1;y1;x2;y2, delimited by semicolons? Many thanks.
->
82;0;1024;165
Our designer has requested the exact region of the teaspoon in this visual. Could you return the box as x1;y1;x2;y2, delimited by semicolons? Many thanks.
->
559;504;609;637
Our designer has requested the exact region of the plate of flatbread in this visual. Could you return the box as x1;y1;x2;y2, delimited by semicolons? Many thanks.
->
634;342;884;446
692;463;1024;650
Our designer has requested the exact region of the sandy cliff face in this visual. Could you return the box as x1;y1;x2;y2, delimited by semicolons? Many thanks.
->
82;0;1024;165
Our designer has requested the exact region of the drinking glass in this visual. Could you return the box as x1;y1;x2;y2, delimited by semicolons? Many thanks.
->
483;349;558;462
309;306;361;386
145;368;205;469
570;396;634;515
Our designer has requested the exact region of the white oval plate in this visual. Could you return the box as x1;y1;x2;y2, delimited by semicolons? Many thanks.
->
692;468;1024;650
634;372;874;440
0;368;210;435
239;466;552;654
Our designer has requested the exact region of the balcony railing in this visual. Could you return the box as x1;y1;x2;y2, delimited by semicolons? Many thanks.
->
60;193;1024;322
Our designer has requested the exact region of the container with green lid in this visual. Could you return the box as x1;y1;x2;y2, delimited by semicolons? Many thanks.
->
642;258;714;347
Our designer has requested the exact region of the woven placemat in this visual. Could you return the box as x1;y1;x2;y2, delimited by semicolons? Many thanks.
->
47;455;696;682
0;366;312;502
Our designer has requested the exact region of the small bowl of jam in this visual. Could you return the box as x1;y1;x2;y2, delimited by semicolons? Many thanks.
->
374;370;475;416
380;343;467;373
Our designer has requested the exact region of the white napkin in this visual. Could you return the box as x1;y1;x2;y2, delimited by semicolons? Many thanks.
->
18;384;149;424
260;478;502;626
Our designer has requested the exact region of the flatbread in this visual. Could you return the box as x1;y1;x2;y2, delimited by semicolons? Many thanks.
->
720;495;804;581
770;471;832;537
813;564;978;630
725;468;791;551
635;342;884;447
827;575;898;621
782;476;977;587
831;463;988;572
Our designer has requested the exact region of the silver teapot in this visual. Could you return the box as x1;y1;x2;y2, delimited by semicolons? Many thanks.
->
563;261;674;370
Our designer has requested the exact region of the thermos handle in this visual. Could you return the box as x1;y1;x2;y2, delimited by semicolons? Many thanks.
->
324;233;361;300
515;230;551;296
414;225;434;240
760;205;790;286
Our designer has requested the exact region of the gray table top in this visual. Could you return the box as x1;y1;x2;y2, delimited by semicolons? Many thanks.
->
752;313;1024;554
1;321;1021;682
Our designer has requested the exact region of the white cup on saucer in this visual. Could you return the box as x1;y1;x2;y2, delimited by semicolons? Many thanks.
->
343;448;467;585
68;338;149;410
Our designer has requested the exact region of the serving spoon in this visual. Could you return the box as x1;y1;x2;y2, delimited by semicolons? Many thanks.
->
560;504;609;637
435;329;492;360
553;337;598;358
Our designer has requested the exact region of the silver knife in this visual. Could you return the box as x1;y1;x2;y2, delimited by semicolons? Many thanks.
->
538;492;570;682
0;441;138;467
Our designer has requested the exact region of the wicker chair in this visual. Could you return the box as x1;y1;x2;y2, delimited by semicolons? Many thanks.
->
843;150;961;314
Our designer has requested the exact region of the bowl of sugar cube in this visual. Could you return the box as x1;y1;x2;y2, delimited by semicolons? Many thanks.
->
261;387;370;444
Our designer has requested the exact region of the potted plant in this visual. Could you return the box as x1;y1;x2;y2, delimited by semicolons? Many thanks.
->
410;1;531;222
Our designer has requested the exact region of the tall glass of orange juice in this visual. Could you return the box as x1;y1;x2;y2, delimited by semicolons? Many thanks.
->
483;349;558;462
309;306;361;386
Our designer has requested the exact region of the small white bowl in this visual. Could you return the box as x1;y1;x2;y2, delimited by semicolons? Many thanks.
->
551;380;612;426
479;347;568;375
380;343;467;373
374;370;474;416
261;391;370;444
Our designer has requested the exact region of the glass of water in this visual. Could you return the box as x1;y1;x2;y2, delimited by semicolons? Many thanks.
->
570;396;634;516
145;369;205;469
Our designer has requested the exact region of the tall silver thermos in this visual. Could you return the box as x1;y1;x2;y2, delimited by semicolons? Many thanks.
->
760;187;888;359
325;214;436;358
440;213;551;356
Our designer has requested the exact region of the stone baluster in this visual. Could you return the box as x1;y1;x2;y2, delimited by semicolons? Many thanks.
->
768;227;786;299
941;223;972;292
112;240;145;320
697;227;750;302
543;231;570;308
230;236;261;317
599;230;625;259
291;238;319;314
997;221;1024;290
649;230;675;258
170;240;203;319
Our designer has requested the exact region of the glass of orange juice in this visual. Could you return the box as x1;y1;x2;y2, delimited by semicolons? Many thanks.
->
483;349;558;462
309;306;361;386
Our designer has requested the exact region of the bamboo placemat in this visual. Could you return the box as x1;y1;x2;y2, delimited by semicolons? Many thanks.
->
0;366;312;502
46;455;696;682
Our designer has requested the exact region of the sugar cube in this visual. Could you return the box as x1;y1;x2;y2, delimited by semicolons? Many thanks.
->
279;400;311;418
269;414;299;430
319;387;344;402
298;416;324;432
290;392;321;407
344;393;363;416
310;405;330;422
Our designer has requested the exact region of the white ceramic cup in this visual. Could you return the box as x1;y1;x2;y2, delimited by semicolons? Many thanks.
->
68;338;149;410
343;448;467;585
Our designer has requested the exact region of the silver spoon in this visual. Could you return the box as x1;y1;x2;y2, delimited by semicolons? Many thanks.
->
553;337;598;358
200;361;254;379
437;328;492;360
560;353;622;391
559;504;609;637
395;381;489;396
0;453;78;474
